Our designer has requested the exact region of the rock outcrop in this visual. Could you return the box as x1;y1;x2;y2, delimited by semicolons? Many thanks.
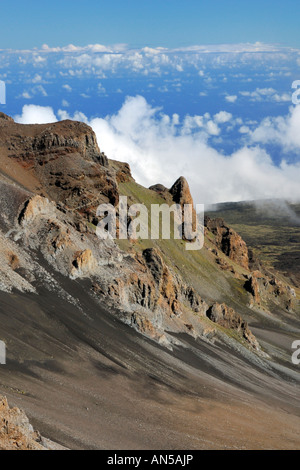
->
71;249;98;279
0;114;286;357
169;176;194;208
245;270;296;311
206;303;260;350
205;216;249;270
170;177;197;240
0;397;45;450
149;183;169;196
0;115;120;222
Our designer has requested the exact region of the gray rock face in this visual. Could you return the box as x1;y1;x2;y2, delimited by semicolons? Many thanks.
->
143;248;164;285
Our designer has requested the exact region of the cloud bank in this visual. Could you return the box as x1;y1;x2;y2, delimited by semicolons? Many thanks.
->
14;97;300;204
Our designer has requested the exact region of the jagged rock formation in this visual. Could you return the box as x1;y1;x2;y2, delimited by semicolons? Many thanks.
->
110;159;133;183
150;176;198;239
207;303;260;350
244;271;261;304
245;270;296;311
0;113;119;222
0;112;298;357
205;214;297;312
205;216;249;269
170;176;194;207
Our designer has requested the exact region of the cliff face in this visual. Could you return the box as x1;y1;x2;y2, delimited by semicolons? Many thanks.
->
0;114;119;221
204;216;249;269
0;113;298;355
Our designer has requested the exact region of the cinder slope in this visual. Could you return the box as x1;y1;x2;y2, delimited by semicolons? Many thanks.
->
0;113;299;450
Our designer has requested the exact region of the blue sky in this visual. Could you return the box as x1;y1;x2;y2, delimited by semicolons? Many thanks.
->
1;0;300;49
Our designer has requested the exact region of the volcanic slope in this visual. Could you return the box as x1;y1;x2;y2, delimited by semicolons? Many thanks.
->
0;112;299;450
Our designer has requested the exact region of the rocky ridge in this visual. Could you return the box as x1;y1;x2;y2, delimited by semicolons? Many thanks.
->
0;112;298;355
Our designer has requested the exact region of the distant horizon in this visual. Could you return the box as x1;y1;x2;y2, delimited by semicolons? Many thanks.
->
1;41;299;52
1;0;300;49
1;14;300;205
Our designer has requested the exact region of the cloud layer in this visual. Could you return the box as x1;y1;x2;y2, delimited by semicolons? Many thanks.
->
14;97;300;204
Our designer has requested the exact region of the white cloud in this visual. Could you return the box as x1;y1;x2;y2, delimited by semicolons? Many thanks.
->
2;42;299;86
225;95;237;103
31;74;43;83
57;109;88;123
19;85;47;99
239;125;250;134
41;43;126;54
87;97;300;203
250;105;300;151
33;55;46;64
97;82;106;94
13;97;300;204
62;84;72;92
214;111;232;124
206;120;220;136
36;85;47;97
240;87;291;103
273;93;291;102
15;105;57;124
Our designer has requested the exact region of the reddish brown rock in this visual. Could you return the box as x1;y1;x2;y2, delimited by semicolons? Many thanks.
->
149;183;169;195
169;176;197;240
71;249;97;278
205;216;249;270
109;159;133;183
206;302;260;350
246;271;296;312
0;397;45;450
169;176;194;207
244;271;262;304
6;252;20;271
0;116;120;221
